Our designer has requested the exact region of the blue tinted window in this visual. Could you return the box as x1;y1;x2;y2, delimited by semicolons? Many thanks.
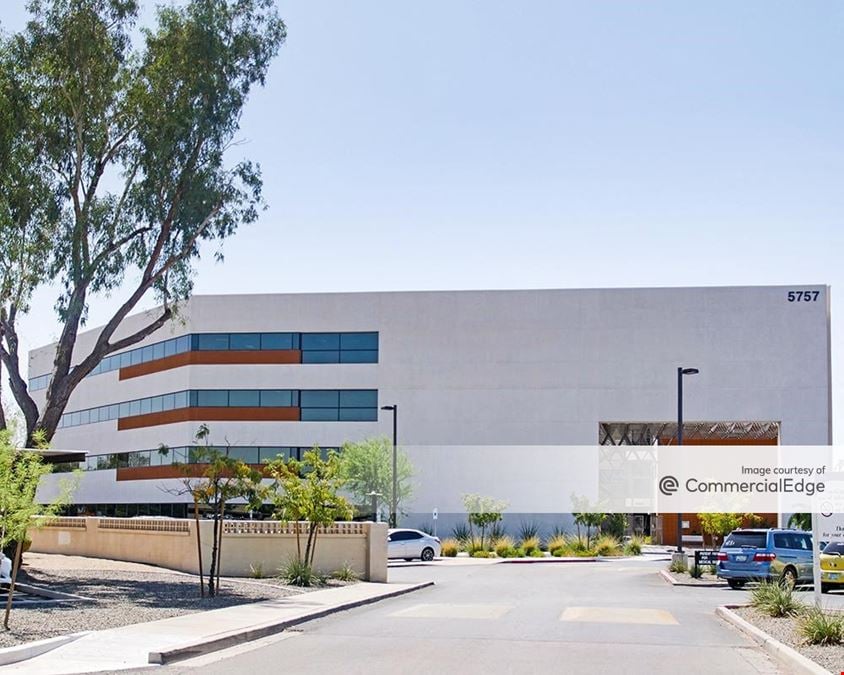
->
228;447;260;464
141;345;154;363
119;352;132;368
150;396;163;413
339;390;378;408
340;332;378;349
301;408;339;421
197;390;228;407
302;351;339;364
90;408;100;424
176;335;191;353
302;333;340;350
108;404;119;420
140;398;152;415
153;342;165;360
339;408;378;421
174;391;189;408
230;334;261;350
130;349;143;366
79;410;90;425
260;390;293;407
162;393;176;411
198;334;229;351
340;350;378;363
164;339;177;357
261;333;294;350
300;390;339;408
129;400;141;416
119;402;131;417
229;390;259;407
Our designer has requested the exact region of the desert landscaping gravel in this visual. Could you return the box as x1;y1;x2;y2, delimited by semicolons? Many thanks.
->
0;553;351;649
733;605;844;674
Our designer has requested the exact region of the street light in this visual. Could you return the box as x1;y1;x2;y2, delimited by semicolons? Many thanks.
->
380;404;398;528
676;367;699;553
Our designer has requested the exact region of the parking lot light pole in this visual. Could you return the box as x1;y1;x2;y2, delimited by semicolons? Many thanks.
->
380;405;398;528
677;367;699;554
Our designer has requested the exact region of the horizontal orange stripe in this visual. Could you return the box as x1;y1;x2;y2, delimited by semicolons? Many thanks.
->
119;349;302;380
117;406;300;430
116;464;269;481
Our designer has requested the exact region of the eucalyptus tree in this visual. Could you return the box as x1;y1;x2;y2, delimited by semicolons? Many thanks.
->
0;0;286;444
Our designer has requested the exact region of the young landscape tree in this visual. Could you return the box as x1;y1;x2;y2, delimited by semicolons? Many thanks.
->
169;425;264;597
462;493;508;551
698;513;763;549
264;448;353;578
0;427;75;628
338;437;413;522
0;0;286;445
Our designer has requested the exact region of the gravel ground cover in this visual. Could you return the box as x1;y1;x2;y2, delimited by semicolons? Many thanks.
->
0;553;352;649
733;605;844;673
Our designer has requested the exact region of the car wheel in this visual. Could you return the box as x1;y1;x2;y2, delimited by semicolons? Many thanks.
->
780;567;798;589
727;580;746;589
404;558;414;562
421;547;435;562
822;583;831;594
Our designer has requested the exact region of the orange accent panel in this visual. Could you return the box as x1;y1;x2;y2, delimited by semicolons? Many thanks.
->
116;464;268;481
117;406;300;430
119;350;301;380
660;513;778;547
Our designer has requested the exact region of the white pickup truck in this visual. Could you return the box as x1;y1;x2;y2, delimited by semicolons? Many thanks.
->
0;552;11;583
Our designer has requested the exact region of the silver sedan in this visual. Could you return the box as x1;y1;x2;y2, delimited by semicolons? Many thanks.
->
388;528;441;561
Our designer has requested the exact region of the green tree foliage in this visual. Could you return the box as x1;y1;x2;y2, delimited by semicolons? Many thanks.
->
698;513;762;549
0;426;75;627
174;425;263;597
0;0;286;444
788;513;812;531
338;437;413;521
264;448;353;570
462;493;508;551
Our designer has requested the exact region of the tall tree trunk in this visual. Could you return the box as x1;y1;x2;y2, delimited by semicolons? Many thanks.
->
0;358;7;431
194;498;204;598
216;500;225;593
208;505;219;597
3;540;23;629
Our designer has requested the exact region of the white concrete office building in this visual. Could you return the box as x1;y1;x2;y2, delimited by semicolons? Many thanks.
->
32;285;832;541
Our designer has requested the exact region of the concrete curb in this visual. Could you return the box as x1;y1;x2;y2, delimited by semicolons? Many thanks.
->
716;605;832;675
148;581;434;665
658;569;727;588
0;632;91;666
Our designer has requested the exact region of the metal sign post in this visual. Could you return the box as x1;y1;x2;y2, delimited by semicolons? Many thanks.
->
433;508;438;538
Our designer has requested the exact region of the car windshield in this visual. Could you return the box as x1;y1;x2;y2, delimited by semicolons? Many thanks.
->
722;532;767;548
823;542;844;555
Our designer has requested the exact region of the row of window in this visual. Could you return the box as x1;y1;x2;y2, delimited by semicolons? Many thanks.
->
57;389;379;428
29;332;379;390
52;446;338;473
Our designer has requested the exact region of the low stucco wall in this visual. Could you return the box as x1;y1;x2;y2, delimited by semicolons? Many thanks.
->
28;517;388;582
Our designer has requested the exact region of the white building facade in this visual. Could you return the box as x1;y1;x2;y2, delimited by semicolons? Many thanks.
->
32;286;832;532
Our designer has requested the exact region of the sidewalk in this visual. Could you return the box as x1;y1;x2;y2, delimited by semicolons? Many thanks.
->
2;581;431;674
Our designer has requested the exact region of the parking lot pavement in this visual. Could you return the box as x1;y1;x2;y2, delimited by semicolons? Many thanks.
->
170;556;793;675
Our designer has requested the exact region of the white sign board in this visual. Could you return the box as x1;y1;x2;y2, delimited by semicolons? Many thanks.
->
817;512;844;543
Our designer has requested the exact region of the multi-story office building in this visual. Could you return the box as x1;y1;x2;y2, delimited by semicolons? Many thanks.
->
33;286;832;542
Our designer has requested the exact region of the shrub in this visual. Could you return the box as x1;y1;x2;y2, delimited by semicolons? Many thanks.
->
472;550;491;558
332;561;358;582
529;549;544;557
440;538;459;557
517;520;541;542
623;536;643;556
546;533;567;554
751;581;802;618
249;562;265;579
451;523;472;544
494;536;516;557
281;558;320;587
467;537;489;555
499;546;520;558
669;558;688;573
551;548;565;557
489;522;507;543
520;535;541;555
688;564;703;579
594;535;622;557
799;607;844;645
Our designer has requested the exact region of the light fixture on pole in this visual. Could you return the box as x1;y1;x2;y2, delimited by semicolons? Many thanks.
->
380;404;398;528
676;367;699;554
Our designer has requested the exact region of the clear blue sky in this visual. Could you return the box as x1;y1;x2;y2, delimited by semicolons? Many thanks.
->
3;2;843;437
